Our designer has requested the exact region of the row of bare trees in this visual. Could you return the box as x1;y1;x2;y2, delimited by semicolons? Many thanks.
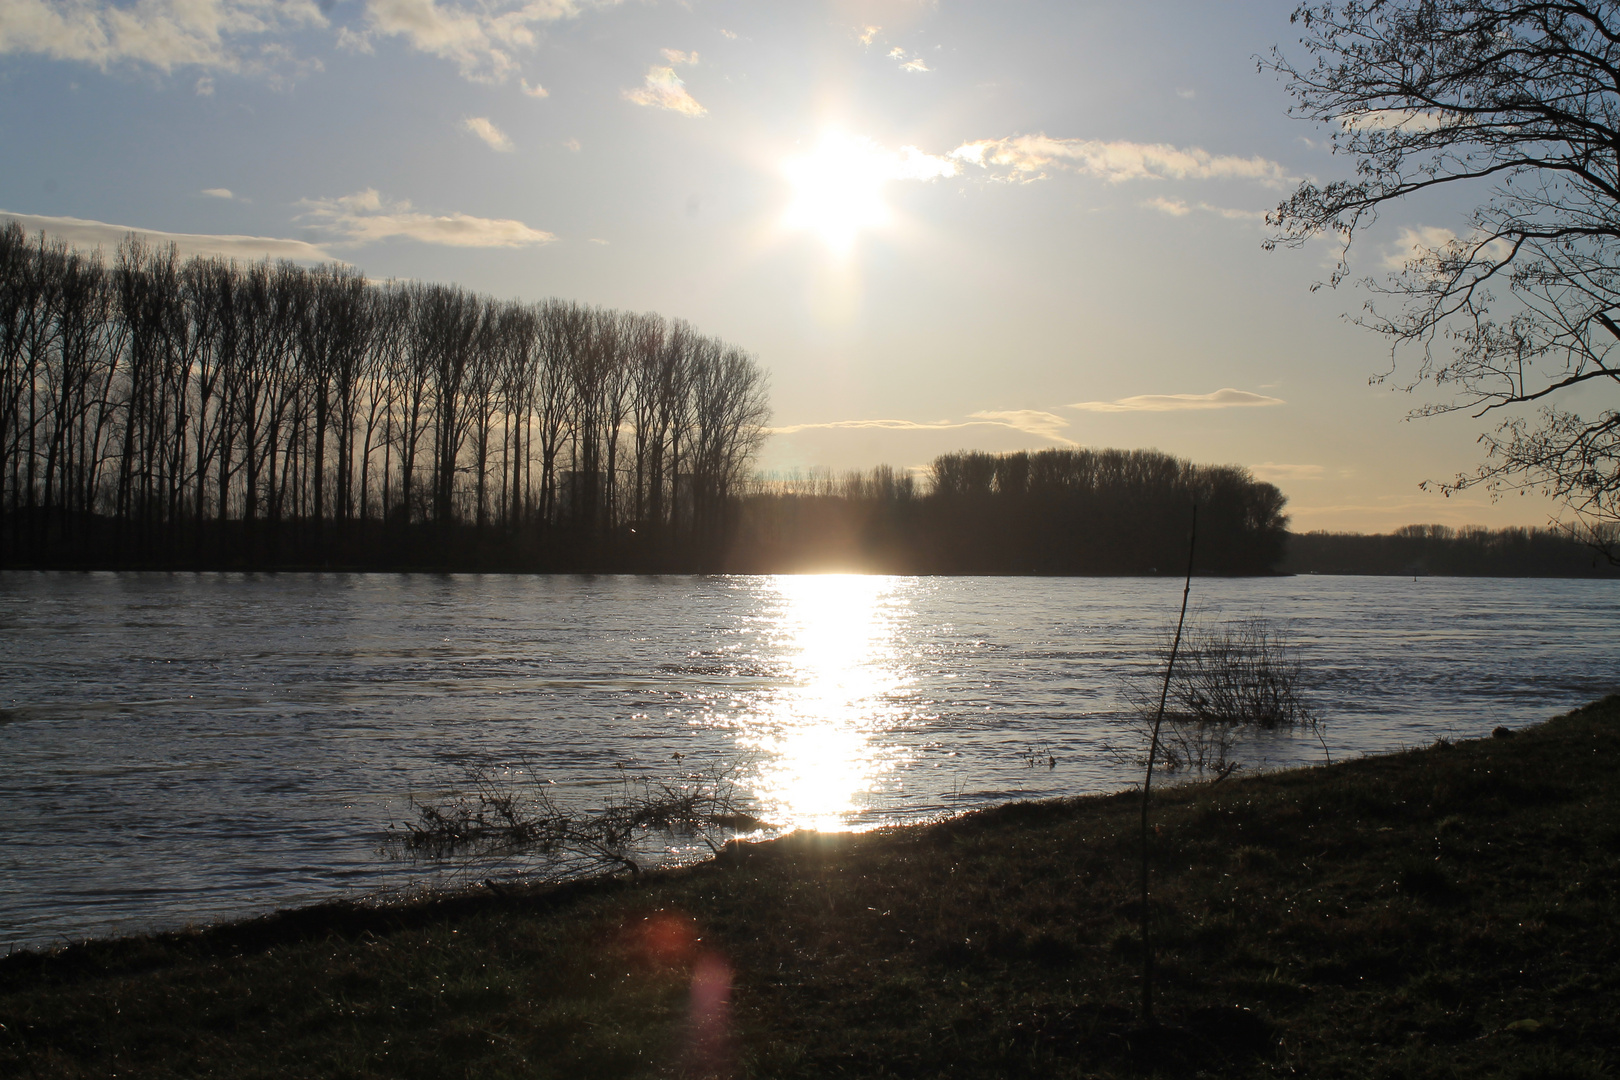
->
0;224;771;567
728;451;1291;574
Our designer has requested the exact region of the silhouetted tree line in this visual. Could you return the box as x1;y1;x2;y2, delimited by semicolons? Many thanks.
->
728;449;1290;574
1281;524;1620;578
0;224;770;569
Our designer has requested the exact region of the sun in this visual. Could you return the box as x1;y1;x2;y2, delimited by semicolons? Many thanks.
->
781;132;895;254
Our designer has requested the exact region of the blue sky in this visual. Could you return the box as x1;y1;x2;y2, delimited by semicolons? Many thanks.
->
0;0;1563;531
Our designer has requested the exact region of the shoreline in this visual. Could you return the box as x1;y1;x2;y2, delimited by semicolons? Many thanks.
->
4;695;1617;1077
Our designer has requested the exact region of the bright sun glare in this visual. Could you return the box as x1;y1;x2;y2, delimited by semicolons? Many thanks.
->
746;574;910;830
781;132;895;253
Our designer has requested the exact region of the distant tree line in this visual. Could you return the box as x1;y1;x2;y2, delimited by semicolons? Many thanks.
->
0;223;770;568
1281;524;1620;578
729;449;1291;575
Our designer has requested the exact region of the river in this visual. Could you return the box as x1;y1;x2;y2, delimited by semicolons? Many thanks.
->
1;571;1615;952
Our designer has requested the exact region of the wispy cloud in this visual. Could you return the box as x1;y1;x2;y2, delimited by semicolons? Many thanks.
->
894;144;958;180
660;47;697;65
768;410;1074;445
1067;388;1285;412
1250;462;1324;483
520;77;548;97
0;0;327;78
462;116;513;151
358;0;600;84
1379;225;1514;272
967;410;1072;442
1340;108;1456;132
201;187;236;199
0;0;606;85
624;63;705;117
857;25;880;46
949;134;1293;186
1142;196;1267;221
0;210;338;262
296;189;555;247
887;46;928;72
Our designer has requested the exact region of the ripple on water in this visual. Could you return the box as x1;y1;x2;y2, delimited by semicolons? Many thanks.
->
0;571;1616;950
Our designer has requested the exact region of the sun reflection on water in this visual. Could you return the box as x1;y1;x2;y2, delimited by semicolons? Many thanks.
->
742;574;914;831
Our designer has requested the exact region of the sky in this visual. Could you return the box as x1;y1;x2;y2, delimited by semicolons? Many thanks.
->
0;0;1570;533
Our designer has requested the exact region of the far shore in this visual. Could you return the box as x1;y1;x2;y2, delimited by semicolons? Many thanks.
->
3;695;1617;1077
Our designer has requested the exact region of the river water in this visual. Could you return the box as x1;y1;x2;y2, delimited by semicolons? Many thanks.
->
1;571;1615;952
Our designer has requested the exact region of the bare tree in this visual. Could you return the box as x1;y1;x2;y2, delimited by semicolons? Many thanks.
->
1268;0;1620;554
0;225;775;568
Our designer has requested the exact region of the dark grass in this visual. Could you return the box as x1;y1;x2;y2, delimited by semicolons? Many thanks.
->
4;696;1619;1078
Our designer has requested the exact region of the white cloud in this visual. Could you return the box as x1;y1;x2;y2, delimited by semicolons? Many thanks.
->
1382;225;1459;270
520;77;548;97
719;28;737;40
857;25;880;46
0;210;338;262
201;187;235;199
1381;225;1514;271
1340;108;1456;132
335;25;373;53
894;144;958;180
660;47;697;65
1143;196;1267;221
768;411;1074;445
1250;462;1324;483
360;0;597;84
1144;195;1192;216
296;189;556;247
462;115;513;151
949;134;1293;186
624;64;705;117
1176;87;1196;99
194;74;214;95
966;410;1073;443
1066;388;1285;412
563;137;581;152
886;45;928;72
0;0;327;76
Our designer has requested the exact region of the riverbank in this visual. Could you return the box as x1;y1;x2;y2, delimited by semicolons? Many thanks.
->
3;696;1617;1078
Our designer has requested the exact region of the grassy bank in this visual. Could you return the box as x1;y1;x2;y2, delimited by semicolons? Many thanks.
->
4;697;1618;1079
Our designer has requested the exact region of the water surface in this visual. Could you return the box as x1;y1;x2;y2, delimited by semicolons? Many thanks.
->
1;572;1614;952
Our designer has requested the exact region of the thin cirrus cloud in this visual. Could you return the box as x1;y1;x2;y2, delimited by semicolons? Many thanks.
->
296;189;555;247
1250;462;1324;483
948;134;1293;187
462;116;513;151
1066;388;1285;412
355;0;600;84
887;46;928;72
1339;108;1457;133
0;0;327;77
844;132;1293;202
0;0;605;85
768;410;1074;445
624;61;705;117
1142;196;1266;221
0;210;338;262
1380;225;1514;271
